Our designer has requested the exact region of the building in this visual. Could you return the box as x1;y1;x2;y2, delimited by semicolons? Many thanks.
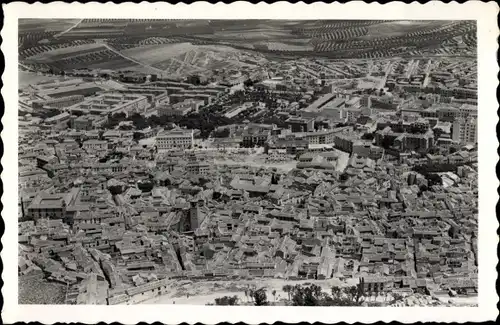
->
360;95;372;109
71;115;94;131
70;93;148;117
285;117;315;133
156;129;194;150
242;128;271;148
375;127;435;152
158;99;204;117
453;117;477;144
186;155;211;176
26;189;78;220
266;134;309;155
43;112;71;131
82;140;108;154
32;95;84;109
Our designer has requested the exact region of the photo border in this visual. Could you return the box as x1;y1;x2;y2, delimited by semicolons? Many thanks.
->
1;1;499;323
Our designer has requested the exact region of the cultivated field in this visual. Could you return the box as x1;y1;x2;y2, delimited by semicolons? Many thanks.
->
19;19;80;33
26;43;105;61
18;19;477;73
361;21;449;39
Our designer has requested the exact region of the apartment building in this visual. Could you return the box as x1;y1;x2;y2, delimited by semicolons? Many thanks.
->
156;129;194;150
82;140;108;154
32;95;84;109
71;93;148;117
43;112;71;131
453;117;477;144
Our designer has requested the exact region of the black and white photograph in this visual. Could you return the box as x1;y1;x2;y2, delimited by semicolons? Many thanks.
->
1;1;498;324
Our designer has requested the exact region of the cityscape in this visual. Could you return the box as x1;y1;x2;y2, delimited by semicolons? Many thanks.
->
18;19;478;307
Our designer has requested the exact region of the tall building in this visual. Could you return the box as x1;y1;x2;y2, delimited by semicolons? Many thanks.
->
360;94;372;109
453;117;477;144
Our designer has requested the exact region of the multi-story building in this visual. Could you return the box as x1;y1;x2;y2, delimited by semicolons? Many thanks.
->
71;115;94;131
360;95;372;109
285;117;315;133
32;95;85;109
82;140;108;154
156;129;194;150
453;117;477;144
375;127;434;152
43;112;71;131
266;134;309;155
26;189;78;220
70;93;148;117
186;161;211;176
458;104;478;119
158;99;204;117
242;129;271;148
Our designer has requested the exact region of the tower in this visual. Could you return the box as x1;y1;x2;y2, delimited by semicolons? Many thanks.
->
189;200;201;231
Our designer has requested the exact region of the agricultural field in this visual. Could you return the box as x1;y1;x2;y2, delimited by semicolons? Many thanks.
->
18;19;477;74
25;43;105;61
19;19;80;33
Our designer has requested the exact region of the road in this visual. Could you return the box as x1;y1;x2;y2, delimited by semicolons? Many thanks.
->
54;19;84;38
376;61;394;89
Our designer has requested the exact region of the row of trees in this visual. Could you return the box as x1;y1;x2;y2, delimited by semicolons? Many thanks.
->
212;283;406;307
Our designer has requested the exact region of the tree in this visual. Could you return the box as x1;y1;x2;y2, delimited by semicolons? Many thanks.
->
244;79;254;87
426;173;442;187
282;285;293;301
214;295;239;306
253;288;268;306
361;133;375;140
272;290;277;302
291;284;323;306
391;292;404;305
133;132;143;142
340;173;350;182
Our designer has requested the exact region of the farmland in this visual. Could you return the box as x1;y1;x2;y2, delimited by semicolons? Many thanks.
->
119;43;259;76
19;19;80;33
26;43;105;61
18;19;477;74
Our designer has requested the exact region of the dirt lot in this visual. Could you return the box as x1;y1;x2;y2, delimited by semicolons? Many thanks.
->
122;43;198;65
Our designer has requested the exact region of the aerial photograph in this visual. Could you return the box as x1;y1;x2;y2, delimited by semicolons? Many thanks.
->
18;19;478;306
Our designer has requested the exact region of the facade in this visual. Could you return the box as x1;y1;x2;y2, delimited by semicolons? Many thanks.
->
285;117;315;133
156;129;194;150
44;112;71;131
71;115;94;131
82;140;108;154
158;99;204;117
453;117;477;144
32;95;84;109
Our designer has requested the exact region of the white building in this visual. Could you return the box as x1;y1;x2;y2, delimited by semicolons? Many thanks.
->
156;129;194;150
82;140;108;154
452;117;477;144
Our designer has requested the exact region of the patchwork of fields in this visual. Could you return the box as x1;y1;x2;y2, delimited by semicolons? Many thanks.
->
18;19;477;74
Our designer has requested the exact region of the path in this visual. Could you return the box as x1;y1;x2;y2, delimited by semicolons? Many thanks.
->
55;19;84;38
101;43;166;74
